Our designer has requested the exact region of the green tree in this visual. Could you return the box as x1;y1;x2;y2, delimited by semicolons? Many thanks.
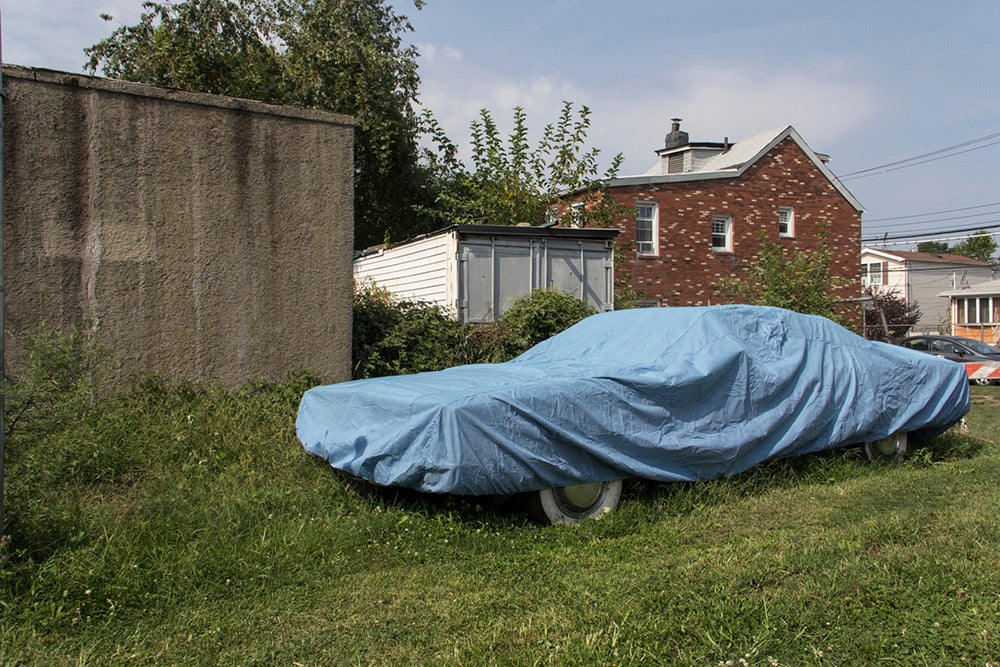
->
950;230;999;263
718;224;847;323
419;102;641;306
86;0;433;249
419;102;623;227
916;240;950;254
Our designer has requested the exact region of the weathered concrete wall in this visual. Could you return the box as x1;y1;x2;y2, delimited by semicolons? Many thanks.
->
3;66;355;386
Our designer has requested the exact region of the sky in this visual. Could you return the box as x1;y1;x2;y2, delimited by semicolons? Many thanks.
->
3;0;999;250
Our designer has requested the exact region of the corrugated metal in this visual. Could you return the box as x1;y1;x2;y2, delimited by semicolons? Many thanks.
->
459;235;614;323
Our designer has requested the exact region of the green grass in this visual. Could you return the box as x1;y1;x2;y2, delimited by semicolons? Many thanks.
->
1;381;999;666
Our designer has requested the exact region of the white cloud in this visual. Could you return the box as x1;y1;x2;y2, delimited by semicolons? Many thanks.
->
416;43;463;65
418;55;881;176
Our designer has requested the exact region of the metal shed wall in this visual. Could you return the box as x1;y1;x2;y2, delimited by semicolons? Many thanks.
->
354;225;617;323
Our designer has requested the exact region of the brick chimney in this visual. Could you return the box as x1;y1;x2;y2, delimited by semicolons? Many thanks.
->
664;118;689;150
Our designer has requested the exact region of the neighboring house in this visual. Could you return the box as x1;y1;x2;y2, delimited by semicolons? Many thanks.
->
560;120;863;313
861;248;995;333
354;224;618;322
938;279;1000;345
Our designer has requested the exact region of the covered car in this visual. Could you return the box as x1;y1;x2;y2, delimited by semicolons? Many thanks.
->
297;306;970;522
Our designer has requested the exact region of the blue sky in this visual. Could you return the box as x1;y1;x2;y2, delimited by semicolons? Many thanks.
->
4;0;999;249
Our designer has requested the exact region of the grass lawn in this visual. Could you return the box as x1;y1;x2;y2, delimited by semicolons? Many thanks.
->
1;379;998;666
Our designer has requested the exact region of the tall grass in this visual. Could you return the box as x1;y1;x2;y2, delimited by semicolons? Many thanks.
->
2;349;998;665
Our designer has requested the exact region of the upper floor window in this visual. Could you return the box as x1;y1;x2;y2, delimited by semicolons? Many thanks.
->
712;215;733;252
636;202;657;255
778;206;795;237
570;202;585;228
861;261;884;286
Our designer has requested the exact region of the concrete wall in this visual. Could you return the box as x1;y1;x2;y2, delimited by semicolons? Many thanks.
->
2;66;355;386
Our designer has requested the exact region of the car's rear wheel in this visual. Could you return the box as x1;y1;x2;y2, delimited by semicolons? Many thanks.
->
864;431;908;462
526;480;623;524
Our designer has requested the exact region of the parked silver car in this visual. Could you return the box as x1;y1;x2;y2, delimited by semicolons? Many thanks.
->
898;335;1000;385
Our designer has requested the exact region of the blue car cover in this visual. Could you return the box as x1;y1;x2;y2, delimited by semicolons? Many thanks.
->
296;305;970;495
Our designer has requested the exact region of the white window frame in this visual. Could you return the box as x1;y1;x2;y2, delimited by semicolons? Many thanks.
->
636;202;658;255
778;206;795;237
961;296;999;324
711;215;733;252
862;262;884;287
570;202;585;228
546;205;560;226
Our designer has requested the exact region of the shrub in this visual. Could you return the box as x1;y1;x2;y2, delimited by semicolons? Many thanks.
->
3;323;108;562
4;323;106;439
352;281;475;378
351;283;597;374
499;288;597;351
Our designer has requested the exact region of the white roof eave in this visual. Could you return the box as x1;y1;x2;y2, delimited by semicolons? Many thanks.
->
618;126;865;213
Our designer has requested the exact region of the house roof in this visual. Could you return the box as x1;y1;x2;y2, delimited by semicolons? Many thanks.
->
861;248;992;267
354;223;619;258
938;278;1000;297
609;126;864;212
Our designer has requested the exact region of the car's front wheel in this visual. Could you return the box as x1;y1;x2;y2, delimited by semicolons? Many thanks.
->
526;480;623;524
864;432;908;462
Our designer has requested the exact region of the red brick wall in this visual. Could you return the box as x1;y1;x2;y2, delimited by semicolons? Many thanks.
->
587;137;861;319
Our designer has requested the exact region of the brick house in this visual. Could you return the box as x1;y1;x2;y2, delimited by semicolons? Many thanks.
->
562;120;863;313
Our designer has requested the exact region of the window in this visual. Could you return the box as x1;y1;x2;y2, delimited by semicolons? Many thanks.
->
636;202;657;255
570;202;585;228
546;205;560;226
959;296;999;324
635;299;662;308
711;215;733;252
861;262;884;287
778;207;794;237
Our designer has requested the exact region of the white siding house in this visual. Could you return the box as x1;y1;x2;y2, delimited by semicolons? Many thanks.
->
860;248;996;333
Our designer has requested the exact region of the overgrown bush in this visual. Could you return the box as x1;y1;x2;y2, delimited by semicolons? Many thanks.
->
353;281;476;378
497;288;597;351
4;323;106;439
352;283;597;376
3;323;109;563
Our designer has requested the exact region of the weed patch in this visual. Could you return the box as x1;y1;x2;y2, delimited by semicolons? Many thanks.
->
1;366;999;664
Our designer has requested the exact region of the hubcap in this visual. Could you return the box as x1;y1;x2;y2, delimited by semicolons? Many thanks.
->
554;482;604;513
872;435;900;457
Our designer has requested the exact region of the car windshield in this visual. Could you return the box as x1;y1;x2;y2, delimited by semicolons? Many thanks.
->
960;338;1000;355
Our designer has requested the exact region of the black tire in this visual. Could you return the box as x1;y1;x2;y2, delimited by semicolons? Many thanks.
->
864;432;908;462
525;480;623;524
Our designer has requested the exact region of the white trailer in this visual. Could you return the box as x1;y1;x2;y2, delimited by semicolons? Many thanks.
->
354;224;619;323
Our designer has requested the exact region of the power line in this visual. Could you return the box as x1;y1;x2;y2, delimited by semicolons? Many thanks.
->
861;223;1000;244
862;229;1000;247
864;201;1000;223
864;208;1000;231
839;131;1000;180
